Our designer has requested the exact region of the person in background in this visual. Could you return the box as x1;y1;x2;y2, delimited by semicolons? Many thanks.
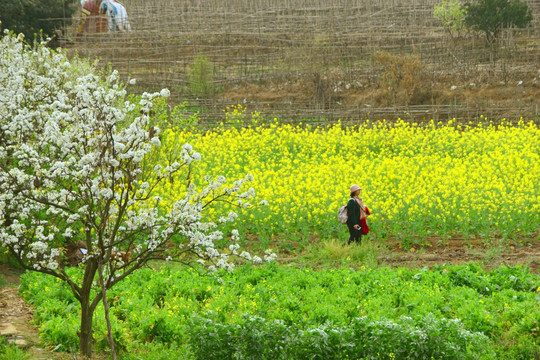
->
346;184;370;245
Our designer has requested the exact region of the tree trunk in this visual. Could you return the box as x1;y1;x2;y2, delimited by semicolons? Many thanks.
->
79;301;95;359
98;261;117;360
79;260;98;358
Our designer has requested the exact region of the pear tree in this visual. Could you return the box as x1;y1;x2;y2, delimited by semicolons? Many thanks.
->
0;31;274;358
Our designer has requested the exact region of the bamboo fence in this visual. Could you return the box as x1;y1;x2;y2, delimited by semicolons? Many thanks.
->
61;0;540;122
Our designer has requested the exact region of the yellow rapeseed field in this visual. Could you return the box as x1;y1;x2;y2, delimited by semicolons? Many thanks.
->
149;119;539;247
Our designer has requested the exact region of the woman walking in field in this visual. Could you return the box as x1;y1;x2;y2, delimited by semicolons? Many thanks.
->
346;184;370;245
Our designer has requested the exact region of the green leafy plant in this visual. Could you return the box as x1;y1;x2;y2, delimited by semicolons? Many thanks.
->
120;342;190;360
144;96;200;131
188;313;495;360
189;55;215;97
19;262;540;359
464;0;533;44
0;336;29;360
434;0;468;41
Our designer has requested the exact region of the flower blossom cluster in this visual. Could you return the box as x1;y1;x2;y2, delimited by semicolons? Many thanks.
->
0;31;273;281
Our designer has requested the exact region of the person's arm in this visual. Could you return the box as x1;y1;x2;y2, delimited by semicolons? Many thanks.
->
346;198;354;213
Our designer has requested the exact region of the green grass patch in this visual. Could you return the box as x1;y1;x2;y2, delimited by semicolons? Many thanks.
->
298;239;381;269
0;337;29;360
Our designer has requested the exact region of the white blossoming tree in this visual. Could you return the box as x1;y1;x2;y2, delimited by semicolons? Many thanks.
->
0;31;274;358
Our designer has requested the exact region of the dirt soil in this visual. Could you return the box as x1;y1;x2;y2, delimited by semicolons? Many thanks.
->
0;265;79;360
1;237;538;359
380;235;540;273
217;69;540;122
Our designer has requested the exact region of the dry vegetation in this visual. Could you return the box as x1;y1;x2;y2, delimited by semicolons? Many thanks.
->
62;0;540;122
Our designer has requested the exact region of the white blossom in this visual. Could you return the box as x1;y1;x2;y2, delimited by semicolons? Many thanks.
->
160;88;170;98
0;31;275;306
240;251;252;261
264;249;277;262
182;143;193;153
63;227;74;238
150;137;161;146
140;182;150;189
228;243;240;254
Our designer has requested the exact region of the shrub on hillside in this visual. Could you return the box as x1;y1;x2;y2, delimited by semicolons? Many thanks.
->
465;0;533;44
373;51;432;106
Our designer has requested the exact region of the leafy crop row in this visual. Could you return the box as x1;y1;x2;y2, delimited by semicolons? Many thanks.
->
19;263;540;359
189;313;493;360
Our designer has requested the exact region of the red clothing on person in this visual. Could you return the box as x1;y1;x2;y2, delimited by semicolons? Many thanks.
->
360;206;370;235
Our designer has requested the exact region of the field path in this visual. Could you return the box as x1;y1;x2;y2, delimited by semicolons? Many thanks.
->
0;265;77;360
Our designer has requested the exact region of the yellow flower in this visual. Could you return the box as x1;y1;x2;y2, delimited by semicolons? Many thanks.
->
151;120;538;242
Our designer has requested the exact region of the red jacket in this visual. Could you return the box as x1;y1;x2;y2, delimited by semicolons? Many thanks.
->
360;206;370;235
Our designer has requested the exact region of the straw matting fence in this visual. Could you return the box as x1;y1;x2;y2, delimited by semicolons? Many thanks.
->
63;0;540;123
